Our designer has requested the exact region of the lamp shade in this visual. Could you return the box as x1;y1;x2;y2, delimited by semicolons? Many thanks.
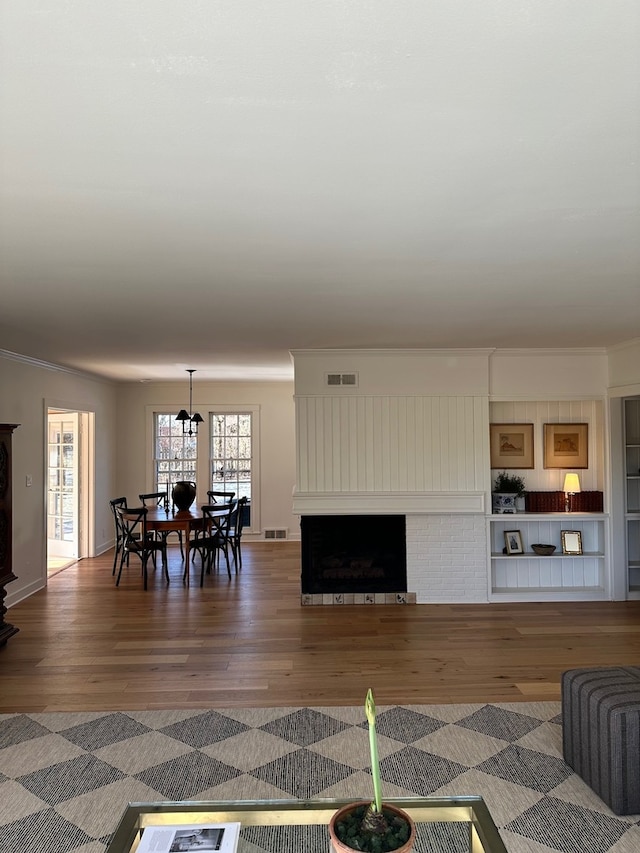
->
563;473;581;493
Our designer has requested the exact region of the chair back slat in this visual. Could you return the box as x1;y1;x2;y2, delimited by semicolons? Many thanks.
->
116;505;148;548
207;490;236;504
139;491;168;510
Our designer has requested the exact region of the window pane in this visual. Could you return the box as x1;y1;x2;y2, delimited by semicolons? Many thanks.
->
210;412;252;502
154;412;200;493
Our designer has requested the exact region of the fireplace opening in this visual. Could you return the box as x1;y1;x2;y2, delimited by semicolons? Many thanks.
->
301;515;407;594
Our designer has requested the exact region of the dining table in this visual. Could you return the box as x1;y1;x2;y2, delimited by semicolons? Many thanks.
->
144;504;232;586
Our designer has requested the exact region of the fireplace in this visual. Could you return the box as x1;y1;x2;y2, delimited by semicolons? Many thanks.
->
301;515;407;595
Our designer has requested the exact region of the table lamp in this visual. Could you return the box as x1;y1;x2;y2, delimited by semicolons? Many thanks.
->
563;472;581;512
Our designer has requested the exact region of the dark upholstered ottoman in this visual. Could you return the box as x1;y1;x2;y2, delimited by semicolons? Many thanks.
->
562;666;640;815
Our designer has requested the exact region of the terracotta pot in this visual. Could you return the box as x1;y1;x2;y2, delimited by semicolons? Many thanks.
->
171;481;196;511
328;801;416;853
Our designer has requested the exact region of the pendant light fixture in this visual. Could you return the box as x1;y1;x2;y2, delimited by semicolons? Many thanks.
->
175;369;203;436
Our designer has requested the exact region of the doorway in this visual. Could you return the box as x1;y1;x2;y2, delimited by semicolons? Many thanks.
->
46;408;93;578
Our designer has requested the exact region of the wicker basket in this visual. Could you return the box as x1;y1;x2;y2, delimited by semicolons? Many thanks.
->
531;544;556;556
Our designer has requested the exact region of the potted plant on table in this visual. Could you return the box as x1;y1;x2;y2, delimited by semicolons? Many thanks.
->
492;471;526;514
328;690;416;853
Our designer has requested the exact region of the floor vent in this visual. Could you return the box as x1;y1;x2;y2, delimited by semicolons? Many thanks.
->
264;528;288;540
326;372;358;387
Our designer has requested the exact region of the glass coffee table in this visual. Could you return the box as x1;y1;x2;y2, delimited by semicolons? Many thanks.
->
105;796;507;852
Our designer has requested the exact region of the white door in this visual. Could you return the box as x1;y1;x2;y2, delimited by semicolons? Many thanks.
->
47;412;80;560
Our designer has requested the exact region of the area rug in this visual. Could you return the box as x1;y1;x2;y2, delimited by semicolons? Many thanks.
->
1;703;639;853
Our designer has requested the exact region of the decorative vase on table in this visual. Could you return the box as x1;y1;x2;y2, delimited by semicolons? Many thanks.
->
171;481;196;511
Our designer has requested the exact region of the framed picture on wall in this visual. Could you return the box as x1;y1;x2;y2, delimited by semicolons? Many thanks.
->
543;423;588;469
490;423;534;469
504;530;524;555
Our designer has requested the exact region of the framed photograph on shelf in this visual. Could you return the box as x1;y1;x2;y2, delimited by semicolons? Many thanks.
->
490;423;534;469
543;423;588;469
504;530;524;555
561;530;583;555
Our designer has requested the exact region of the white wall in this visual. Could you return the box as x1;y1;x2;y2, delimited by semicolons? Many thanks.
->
489;349;609;398
293;349;610;502
115;380;297;538
607;338;640;395
292;348;492;396
0;353;118;606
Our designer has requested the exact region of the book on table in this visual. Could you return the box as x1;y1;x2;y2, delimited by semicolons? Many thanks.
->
135;821;240;853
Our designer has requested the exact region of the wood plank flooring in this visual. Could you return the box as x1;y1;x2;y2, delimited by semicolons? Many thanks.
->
2;542;640;712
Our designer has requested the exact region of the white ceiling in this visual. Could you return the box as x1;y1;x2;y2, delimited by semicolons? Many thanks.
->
1;1;638;382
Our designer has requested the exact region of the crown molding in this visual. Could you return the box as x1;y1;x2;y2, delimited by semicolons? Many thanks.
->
606;337;640;354
489;347;607;358
290;348;495;359
0;349;113;384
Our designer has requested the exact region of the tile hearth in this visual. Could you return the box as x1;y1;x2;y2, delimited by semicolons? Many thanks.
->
301;592;417;606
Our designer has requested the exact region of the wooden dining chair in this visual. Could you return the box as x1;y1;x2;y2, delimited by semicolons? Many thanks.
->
227;496;248;570
189;502;235;586
115;505;168;590
109;496;128;575
139;490;184;558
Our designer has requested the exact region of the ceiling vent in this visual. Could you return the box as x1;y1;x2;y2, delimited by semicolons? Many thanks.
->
326;372;358;387
264;528;288;540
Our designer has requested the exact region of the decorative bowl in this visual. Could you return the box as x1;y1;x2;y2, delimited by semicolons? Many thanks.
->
531;544;556;556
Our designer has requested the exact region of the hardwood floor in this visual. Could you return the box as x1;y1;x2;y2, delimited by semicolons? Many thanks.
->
2;542;640;712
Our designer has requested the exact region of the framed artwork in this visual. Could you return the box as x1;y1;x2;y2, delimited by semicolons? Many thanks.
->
504;530;524;555
561;530;583;555
543;423;588;469
490;423;534;469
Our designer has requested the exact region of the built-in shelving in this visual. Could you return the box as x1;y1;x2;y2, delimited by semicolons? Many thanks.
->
625;398;640;597
488;513;607;601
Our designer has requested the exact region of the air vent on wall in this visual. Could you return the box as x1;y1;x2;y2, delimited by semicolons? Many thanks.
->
264;528;288;540
326;372;358;387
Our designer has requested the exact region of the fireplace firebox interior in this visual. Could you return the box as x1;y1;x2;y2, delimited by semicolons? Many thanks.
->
301;514;407;594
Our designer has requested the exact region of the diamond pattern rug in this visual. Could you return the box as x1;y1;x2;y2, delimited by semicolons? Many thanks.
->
1;702;639;852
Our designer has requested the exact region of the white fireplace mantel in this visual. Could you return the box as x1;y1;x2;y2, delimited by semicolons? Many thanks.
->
292;491;486;515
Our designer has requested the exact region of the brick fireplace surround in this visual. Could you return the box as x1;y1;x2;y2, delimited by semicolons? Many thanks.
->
294;493;487;605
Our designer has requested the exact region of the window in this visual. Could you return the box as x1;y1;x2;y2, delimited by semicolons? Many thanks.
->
151;407;257;529
211;413;252;501
154;413;197;493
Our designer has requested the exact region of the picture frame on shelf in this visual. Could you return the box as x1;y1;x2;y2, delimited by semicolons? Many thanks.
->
504;530;524;555
543;423;588;469
490;423;534;469
561;530;583;555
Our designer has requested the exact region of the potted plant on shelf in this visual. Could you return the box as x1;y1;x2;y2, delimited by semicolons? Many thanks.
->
492;471;526;514
328;689;416;853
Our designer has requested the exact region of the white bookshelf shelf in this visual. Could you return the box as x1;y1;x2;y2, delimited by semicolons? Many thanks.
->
488;513;607;600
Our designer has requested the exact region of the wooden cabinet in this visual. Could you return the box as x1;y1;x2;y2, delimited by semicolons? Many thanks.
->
624;398;640;598
0;423;20;644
